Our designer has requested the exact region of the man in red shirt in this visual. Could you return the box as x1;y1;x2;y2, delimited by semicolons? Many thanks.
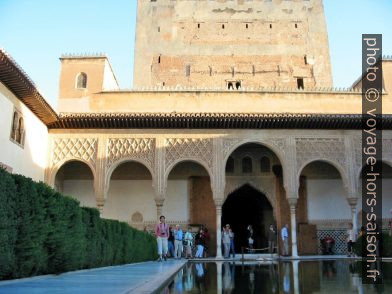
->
155;215;170;261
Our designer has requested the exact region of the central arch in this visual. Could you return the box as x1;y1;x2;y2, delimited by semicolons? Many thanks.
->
222;184;274;253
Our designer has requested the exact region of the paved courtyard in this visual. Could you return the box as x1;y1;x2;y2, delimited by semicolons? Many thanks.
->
0;260;186;294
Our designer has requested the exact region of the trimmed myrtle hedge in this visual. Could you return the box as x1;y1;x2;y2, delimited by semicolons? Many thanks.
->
354;232;392;257
0;169;157;280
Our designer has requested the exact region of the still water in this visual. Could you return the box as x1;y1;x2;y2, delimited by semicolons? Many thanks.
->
161;260;392;293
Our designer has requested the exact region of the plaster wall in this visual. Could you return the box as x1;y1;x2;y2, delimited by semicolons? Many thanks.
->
0;82;48;181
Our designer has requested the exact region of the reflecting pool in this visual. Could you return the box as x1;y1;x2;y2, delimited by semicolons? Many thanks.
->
160;260;392;293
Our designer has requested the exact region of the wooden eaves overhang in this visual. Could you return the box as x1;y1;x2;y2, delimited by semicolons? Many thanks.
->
49;112;392;129
0;49;58;125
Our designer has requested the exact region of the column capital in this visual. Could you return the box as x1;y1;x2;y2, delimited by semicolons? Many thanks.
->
96;198;105;214
287;197;298;209
154;197;165;206
347;197;358;207
214;198;224;208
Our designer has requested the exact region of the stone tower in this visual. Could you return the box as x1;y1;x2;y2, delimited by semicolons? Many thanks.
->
133;0;333;89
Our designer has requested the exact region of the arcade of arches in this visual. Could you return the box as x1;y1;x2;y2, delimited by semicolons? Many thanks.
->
49;134;392;257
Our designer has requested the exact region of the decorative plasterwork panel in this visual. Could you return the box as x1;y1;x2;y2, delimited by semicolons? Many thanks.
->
52;138;97;168
106;138;155;171
295;138;346;174
353;138;392;175
165;138;213;171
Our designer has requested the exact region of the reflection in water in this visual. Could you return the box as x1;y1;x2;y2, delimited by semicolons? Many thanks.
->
162;261;392;293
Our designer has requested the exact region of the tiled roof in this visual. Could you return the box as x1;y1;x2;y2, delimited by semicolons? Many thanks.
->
0;49;58;125
49;112;392;129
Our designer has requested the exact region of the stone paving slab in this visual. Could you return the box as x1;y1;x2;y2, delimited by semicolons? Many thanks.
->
0;260;187;294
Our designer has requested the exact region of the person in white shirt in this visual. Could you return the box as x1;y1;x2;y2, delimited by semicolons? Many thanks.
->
184;227;193;259
281;224;289;256
347;223;357;257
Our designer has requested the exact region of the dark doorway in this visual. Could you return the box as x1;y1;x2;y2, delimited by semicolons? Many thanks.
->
222;184;274;253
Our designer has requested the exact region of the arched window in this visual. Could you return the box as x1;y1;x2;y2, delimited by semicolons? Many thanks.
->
242;157;253;173
76;72;87;89
260;156;271;172
228;82;234;90
11;111;18;140
16;117;24;144
226;156;235;173
235;81;241;90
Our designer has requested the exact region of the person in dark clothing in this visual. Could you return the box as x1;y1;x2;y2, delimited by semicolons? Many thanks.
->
195;229;206;258
168;227;175;257
247;225;254;253
268;224;276;254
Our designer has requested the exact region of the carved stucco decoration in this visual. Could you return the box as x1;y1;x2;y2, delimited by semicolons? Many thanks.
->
52;138;98;169
353;138;392;180
164;138;213;173
106;138;155;172
224;176;276;209
296;138;346;173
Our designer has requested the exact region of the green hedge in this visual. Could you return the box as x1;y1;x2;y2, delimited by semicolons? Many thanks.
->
0;169;157;280
354;232;392;257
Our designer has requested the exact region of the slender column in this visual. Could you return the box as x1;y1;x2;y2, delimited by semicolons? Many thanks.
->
215;199;223;259
95;136;108;216
348;197;358;233
216;261;223;294
288;198;298;257
155;198;165;221
96;198;105;214
293;260;300;294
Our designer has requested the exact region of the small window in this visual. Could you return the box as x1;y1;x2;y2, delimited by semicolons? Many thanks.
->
226;157;235;173
228;82;234;90
242;157;253;173
270;24;272;29
198;23;200;29
260;156;271;172
10;111;18;141
231;67;235;77
209;66;212;76
222;24;225;29
10;110;25;147
295;23;298;29
304;55;308;65
158;26;160;32
297;78;304;90
186;65;191;77
246;24;249;29
158;55;161;64
76;72;87;89
235;81;241;90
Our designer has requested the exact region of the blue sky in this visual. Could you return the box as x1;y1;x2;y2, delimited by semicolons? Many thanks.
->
0;0;391;110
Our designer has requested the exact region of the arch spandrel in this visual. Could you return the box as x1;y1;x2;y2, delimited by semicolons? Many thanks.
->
48;137;98;186
162;138;214;194
295;137;352;195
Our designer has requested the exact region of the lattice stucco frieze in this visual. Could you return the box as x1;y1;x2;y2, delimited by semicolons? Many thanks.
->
295;138;346;173
165;138;213;170
354;138;392;173
106;138;155;171
52;138;98;167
